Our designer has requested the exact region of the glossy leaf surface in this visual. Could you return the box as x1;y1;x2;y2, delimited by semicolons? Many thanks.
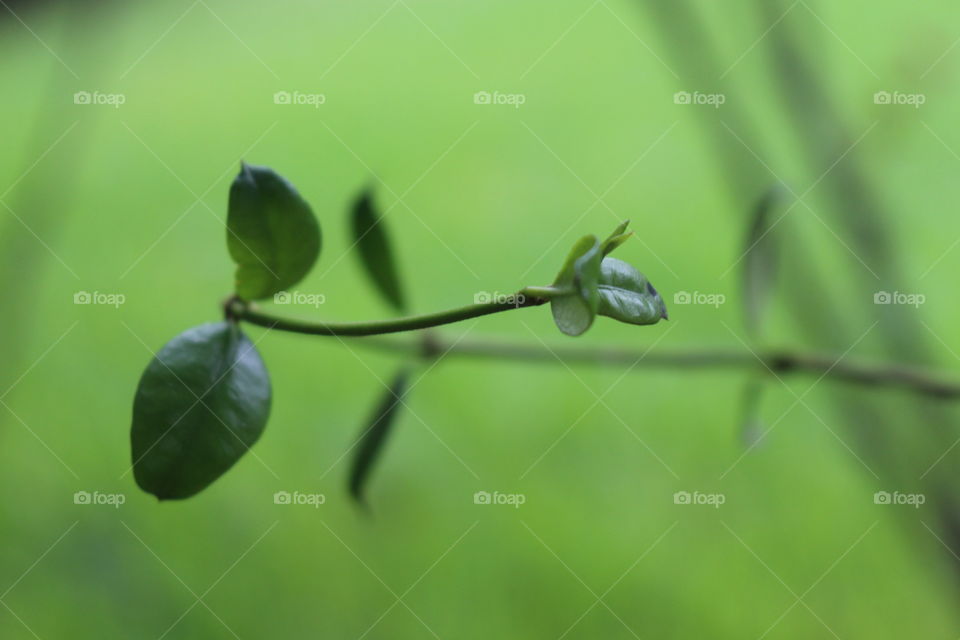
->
131;322;271;500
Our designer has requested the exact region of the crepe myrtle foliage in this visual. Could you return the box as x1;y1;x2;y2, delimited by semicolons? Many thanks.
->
130;164;667;502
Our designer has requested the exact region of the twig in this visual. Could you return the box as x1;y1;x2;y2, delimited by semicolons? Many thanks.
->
235;305;960;399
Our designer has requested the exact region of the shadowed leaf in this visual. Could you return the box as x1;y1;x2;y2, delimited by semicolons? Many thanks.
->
131;322;271;500
227;163;321;300
351;189;407;312
349;367;410;503
742;185;783;339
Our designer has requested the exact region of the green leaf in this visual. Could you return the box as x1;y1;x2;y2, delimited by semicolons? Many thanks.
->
550;235;603;336
350;189;407;312
227;163;321;300
596;257;668;325
600;220;632;256
349;367;410;504
742;185;783;339
131;322;271;500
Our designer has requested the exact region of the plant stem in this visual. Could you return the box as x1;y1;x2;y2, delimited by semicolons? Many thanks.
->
520;285;567;299
232;298;960;399
233;294;547;336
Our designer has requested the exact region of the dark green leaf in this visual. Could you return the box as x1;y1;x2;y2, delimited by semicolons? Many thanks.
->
131;322;271;500
227;163;321;300
349;368;410;504
350;190;407;312
742;185;783;339
550;235;603;336
596;257;668;325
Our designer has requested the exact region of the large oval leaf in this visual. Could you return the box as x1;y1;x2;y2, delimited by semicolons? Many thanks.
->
350;189;407;312
596;257;668;325
131;322;271;500
227;163;321;300
550;235;603;336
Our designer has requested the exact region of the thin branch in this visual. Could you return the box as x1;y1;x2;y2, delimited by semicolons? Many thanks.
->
232;293;548;336
234;304;960;400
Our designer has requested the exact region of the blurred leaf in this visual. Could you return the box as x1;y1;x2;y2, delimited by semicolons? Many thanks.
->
131;322;271;500
350;189;407;312
596;257;668;325
738;379;766;449
550;235;602;336
742;185;783;339
227;163;321;300
349;367;410;504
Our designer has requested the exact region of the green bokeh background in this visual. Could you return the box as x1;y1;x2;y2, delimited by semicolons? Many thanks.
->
2;0;960;637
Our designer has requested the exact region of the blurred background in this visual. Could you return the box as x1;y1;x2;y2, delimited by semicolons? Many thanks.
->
2;0;960;637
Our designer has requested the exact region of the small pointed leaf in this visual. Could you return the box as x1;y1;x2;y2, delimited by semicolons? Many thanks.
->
131;322;271;500
350;190;407;312
601;220;632;256
596;257;668;325
227;164;321;300
550;235;603;336
349;368;410;503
